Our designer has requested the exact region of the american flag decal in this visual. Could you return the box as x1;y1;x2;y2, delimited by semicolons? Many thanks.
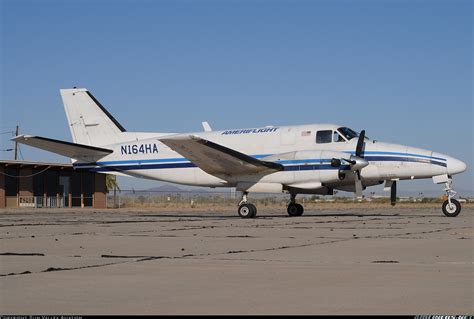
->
301;130;311;136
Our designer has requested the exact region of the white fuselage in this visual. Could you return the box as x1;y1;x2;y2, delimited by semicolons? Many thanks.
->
73;123;466;194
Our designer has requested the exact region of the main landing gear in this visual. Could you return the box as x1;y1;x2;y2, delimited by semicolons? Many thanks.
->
441;179;462;217
287;193;304;217
238;192;257;218
236;192;305;218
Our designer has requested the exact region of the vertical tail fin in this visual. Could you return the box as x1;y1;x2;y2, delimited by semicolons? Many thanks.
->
61;88;126;147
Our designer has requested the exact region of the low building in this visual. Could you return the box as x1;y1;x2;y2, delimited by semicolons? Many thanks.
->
0;160;106;209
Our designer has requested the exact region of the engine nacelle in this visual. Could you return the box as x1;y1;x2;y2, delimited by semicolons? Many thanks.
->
262;150;353;186
294;150;352;184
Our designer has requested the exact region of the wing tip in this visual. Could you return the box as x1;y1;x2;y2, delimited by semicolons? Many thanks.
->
11;134;34;142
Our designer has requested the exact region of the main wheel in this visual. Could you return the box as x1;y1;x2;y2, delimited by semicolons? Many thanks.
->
295;203;304;216
442;199;461;217
238;203;257;218
287;203;304;216
248;203;257;218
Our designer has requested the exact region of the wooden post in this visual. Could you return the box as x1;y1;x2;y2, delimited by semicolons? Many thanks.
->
0;166;5;208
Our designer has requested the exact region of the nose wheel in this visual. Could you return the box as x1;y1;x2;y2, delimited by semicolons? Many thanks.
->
441;179;462;217
442;199;461;217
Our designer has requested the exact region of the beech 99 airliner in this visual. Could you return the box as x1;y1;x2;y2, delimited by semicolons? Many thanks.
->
14;88;467;218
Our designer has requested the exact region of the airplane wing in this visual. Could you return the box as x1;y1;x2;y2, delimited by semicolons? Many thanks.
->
12;135;113;161
159;135;283;177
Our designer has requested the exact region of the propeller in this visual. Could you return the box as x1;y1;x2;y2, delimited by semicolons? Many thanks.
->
330;130;368;199
353;130;366;199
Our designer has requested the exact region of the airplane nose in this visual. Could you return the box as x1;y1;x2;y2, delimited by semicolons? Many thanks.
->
446;157;467;175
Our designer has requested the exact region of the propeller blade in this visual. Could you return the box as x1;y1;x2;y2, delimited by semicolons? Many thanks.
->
390;181;397;206
354;171;363;199
355;130;366;157
352;130;366;199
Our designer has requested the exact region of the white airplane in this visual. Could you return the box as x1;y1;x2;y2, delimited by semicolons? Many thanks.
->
13;88;467;218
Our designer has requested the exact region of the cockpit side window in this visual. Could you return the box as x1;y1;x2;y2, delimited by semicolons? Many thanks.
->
316;130;332;144
333;131;346;142
337;127;359;140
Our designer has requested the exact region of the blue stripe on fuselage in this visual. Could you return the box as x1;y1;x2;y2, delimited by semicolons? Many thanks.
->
89;162;196;172
83;157;446;173
88;163;351;172
75;151;447;171
74;154;274;167
283;164;351;171
364;156;446;167
344;151;446;162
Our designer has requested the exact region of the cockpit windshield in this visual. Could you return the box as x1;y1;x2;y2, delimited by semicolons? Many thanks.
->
337;127;359;140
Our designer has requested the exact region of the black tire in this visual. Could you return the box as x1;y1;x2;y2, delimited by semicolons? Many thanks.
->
238;203;257;218
287;203;304;217
295;203;304;216
248;203;257;218
442;199;461;217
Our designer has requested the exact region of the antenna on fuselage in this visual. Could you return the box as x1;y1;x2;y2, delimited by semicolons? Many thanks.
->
202;121;212;132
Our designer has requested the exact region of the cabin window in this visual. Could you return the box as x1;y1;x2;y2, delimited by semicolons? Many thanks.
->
338;127;359;140
333;131;346;142
316;130;332;143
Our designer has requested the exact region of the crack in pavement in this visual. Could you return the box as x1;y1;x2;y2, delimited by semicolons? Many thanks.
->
0;252;45;256
2;211;470;278
0;261;128;277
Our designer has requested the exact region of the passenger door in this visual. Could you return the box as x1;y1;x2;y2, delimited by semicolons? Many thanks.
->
280;127;297;145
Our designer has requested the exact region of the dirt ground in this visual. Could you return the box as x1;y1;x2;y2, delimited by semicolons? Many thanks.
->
1;204;473;314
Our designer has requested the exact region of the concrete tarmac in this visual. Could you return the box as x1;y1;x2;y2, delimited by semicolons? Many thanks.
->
1;205;473;314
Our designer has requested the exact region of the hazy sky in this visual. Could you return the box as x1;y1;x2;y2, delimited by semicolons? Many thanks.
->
1;0;472;195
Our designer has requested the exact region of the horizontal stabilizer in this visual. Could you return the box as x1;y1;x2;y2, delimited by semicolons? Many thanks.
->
159;135;283;177
12;135;113;161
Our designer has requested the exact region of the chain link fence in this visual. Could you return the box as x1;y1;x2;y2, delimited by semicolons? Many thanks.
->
106;189;297;209
105;189;454;209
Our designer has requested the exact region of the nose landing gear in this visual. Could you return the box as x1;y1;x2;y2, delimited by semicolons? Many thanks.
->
441;179;462;217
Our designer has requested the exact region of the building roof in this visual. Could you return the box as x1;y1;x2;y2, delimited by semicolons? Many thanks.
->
0;160;73;169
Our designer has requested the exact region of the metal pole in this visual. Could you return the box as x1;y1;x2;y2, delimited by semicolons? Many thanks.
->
14;125;19;160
